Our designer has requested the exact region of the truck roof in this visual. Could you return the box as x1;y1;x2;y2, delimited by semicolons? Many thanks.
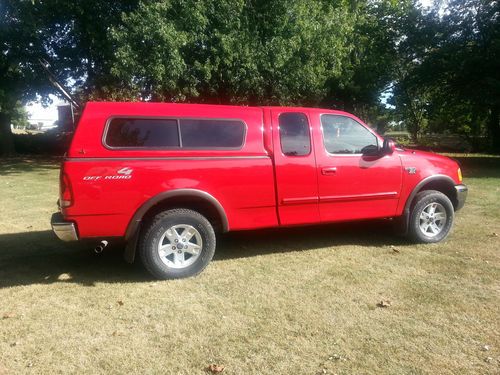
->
83;101;352;116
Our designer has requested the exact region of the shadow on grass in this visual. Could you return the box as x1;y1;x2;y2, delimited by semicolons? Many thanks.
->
0;157;61;176
0;220;409;288
452;155;500;178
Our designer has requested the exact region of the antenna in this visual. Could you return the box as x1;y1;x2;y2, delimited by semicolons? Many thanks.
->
38;58;81;110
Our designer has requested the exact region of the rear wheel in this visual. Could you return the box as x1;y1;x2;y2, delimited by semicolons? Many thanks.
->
139;209;216;279
408;190;454;243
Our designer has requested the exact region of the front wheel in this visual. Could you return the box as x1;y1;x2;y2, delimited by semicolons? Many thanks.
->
408;190;455;243
139;209;216;279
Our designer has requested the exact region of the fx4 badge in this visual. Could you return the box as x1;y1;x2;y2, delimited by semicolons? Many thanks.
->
83;167;133;181
405;167;417;174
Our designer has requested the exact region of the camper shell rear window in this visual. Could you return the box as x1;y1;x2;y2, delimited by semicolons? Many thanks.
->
104;117;246;149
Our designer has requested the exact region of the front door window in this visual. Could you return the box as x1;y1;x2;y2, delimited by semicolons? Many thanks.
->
321;114;377;154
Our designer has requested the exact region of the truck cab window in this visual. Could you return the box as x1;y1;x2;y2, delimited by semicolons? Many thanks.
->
321;115;377;154
279;112;311;156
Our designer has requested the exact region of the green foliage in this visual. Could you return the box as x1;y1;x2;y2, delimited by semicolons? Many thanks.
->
1;0;499;154
10;102;29;129
392;0;500;150
109;0;354;106
0;0;140;154
330;1;411;111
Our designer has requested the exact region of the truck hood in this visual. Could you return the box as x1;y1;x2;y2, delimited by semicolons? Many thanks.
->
398;148;453;163
397;148;461;184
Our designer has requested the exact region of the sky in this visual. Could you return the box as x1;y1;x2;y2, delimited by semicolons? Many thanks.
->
26;0;436;121
26;95;66;121
420;0;434;7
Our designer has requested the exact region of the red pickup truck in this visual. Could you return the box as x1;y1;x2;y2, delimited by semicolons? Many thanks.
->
51;102;467;279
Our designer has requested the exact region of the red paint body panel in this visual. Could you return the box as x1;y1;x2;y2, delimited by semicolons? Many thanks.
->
59;102;462;239
309;111;403;222
269;108;320;226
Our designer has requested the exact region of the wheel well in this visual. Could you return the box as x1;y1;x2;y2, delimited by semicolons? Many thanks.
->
410;179;457;211
140;196;225;234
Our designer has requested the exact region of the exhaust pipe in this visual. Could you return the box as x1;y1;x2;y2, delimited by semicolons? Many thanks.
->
94;240;109;254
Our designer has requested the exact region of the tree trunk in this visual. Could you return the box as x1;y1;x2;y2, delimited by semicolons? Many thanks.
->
487;107;500;153
407;121;419;144
0;112;16;156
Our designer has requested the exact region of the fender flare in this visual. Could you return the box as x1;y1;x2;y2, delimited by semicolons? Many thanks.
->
125;188;229;241
399;174;456;234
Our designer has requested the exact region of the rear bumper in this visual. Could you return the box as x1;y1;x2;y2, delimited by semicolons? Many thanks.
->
454;184;468;211
51;212;78;241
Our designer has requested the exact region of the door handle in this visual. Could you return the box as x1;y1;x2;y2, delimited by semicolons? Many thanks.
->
322;167;337;175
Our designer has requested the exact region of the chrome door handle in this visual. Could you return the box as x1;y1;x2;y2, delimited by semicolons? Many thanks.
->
322;167;337;175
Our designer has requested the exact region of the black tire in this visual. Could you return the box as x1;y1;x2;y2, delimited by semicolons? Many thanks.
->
139;209;216;279
408;190;455;243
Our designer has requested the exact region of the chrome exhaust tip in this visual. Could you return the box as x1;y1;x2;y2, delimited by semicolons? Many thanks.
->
94;240;109;254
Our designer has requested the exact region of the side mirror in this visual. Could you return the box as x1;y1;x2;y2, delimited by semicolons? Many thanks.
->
361;144;380;156
382;138;396;155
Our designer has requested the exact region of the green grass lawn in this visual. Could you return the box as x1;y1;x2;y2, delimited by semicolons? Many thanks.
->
0;155;499;374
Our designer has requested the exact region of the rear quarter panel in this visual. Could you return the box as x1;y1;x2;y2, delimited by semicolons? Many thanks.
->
63;102;277;238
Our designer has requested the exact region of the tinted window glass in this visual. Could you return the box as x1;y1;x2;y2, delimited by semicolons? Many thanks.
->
279;112;311;156
106;118;179;148
321;115;377;154
180;119;245;148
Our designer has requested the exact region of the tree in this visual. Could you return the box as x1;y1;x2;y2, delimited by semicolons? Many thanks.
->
0;0;140;155
392;0;500;150
109;0;355;106
327;1;412;115
0;1;47;155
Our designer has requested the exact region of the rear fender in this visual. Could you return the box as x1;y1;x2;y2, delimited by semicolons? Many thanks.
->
123;189;228;263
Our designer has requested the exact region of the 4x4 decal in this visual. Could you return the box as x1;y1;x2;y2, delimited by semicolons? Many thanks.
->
117;167;133;175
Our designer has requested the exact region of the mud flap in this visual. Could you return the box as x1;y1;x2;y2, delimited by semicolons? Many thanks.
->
123;224;140;263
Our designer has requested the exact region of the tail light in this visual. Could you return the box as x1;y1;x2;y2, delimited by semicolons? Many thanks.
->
60;172;73;208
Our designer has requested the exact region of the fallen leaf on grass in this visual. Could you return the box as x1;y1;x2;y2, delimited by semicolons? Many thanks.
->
484;357;493;363
482;345;490;351
117;300;124;306
490;232;498;237
390;245;400;253
377;300;392;308
206;364;225;373
329;354;348;361
57;273;72;281
2;312;16;319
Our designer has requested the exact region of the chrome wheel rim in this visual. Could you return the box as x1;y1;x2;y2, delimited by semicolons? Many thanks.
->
157;225;203;269
419;202;447;238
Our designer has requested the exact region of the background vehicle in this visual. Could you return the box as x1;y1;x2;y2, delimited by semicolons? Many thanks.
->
51;102;467;279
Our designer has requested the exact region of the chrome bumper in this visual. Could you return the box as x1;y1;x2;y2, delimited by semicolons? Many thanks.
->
51;213;78;241
455;184;468;211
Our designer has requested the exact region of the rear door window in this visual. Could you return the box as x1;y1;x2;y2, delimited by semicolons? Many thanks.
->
279;112;311;156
